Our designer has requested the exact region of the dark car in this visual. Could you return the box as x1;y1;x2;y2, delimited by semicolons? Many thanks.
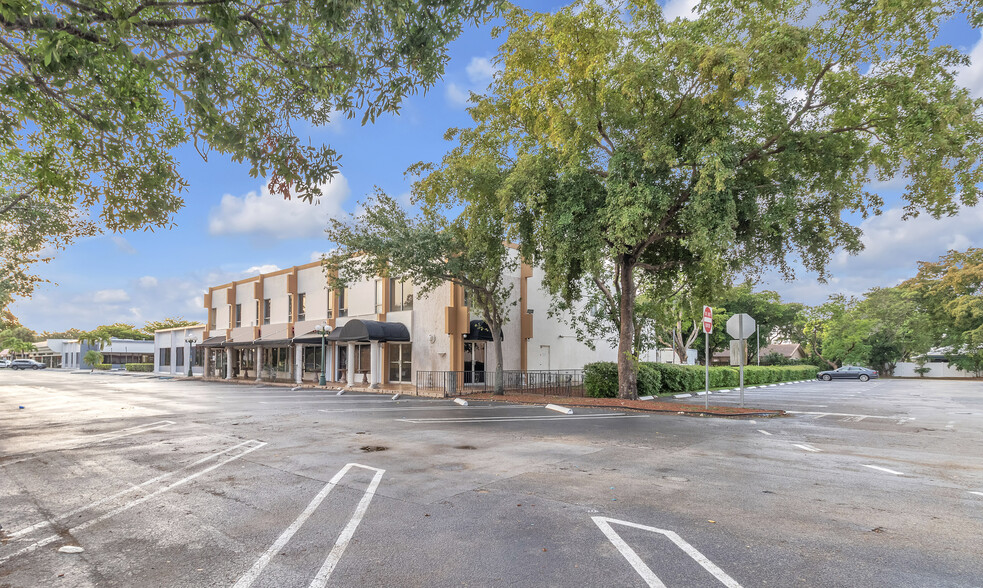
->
10;359;46;370
817;365;878;382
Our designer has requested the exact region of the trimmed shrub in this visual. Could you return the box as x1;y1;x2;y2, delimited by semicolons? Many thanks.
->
584;362;619;398
585;362;662;397
125;363;154;372
93;363;111;370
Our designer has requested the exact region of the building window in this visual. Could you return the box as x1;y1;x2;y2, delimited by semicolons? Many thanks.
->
298;293;306;322
263;298;271;325
263;347;289;372
176;347;184;366
194;346;204;367
235;304;242;328
354;344;370;374
388;343;412;383
287;294;293;322
389;279;414;312
375;280;384;314
159;348;171;367
255;300;260;326
208;309;216;330
338;288;348;318
303;345;323;372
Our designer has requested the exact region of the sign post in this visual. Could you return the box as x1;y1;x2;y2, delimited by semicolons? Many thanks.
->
702;306;713;409
726;313;756;408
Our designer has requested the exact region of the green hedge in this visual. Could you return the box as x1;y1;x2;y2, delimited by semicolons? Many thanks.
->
126;363;154;372
585;362;661;398
585;362;819;396
93;363;111;370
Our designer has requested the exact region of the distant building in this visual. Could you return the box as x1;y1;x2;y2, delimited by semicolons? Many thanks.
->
61;338;154;369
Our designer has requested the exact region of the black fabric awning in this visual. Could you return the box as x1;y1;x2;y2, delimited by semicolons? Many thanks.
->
463;319;499;341
336;319;410;342
199;336;227;348
292;326;334;345
222;339;255;348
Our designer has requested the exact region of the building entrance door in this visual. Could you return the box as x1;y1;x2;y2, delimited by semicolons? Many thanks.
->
463;342;486;384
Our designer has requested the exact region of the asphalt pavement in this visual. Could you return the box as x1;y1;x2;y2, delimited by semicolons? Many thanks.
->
1;370;981;587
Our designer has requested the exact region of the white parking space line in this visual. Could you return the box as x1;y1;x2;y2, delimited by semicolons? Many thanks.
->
233;463;385;588
786;411;903;420
1;420;177;466
317;405;539;413
258;398;433;404
592;516;743;588
793;444;822;453
969;491;983;497
397;414;651;424
8;440;258;539
862;464;905;476
757;430;772;436
0;440;266;566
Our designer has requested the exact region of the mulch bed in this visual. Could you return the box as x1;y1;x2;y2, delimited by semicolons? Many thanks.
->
464;392;783;418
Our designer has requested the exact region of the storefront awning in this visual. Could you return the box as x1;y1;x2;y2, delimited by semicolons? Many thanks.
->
292;326;334;345
198;336;228;348
463;320;499;341
335;319;410;342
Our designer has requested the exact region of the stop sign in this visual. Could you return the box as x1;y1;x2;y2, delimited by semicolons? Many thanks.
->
702;306;713;334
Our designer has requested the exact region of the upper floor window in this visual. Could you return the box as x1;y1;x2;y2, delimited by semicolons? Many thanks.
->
263;298;271;325
287;294;293;322
298;293;306;322
235;303;242;328
337;288;348;318
208;309;216;330
389;279;413;312
375;280;384;314
255;300;260;326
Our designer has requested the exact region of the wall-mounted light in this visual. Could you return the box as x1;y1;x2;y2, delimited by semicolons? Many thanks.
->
527;309;534;315
428;334;436;344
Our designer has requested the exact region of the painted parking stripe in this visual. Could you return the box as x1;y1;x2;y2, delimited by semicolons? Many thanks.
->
317;405;539;413
862;464;905;476
787;411;904;420
793;444;822;453
592;516;742;588
7;440;258;540
0;420;177;466
0;440;266;566
969;491;983;497
397;414;651;424
233;463;385;588
757;430;772;436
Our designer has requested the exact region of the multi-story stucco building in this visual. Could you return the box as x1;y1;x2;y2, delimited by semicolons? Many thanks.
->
197;257;618;388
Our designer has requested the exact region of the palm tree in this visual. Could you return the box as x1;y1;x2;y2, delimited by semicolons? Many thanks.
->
81;329;112;350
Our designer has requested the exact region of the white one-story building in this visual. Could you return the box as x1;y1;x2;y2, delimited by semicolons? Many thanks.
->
153;325;206;376
193;255;621;391
61;338;155;370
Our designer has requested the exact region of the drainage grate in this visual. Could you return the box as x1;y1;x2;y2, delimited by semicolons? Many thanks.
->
360;445;388;452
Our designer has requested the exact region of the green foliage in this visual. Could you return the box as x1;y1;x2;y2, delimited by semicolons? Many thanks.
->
913;366;931;377
585;362;816;395
456;0;983;398
93;363;111;371
142;318;200;336
125;363;154;372
0;0;498;310
81;323;152;348
83;349;104;368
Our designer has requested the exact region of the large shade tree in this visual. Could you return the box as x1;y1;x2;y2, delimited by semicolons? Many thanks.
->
0;0;499;310
453;0;982;398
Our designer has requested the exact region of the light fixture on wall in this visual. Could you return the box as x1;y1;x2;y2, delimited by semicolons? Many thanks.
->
428;334;436;344
527;309;534;314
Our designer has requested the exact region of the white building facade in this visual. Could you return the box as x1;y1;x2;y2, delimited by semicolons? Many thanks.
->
153;325;206;376
197;257;620;388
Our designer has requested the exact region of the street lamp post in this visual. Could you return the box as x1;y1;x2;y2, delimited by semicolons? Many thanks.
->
185;336;197;377
315;323;329;386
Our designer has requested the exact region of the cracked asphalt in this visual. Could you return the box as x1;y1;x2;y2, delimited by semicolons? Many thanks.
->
1;370;982;587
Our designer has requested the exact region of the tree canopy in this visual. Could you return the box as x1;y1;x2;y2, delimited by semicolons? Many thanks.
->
451;0;983;397
0;0;499;310
142;317;200;336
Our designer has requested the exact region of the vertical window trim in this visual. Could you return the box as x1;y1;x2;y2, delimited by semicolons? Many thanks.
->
263;298;271;325
298;293;306;322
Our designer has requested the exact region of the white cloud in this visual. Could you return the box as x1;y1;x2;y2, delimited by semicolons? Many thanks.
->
92;289;130;304
662;0;699;20
244;264;280;275
208;174;351;239
138;276;158;288
445;82;471;107
309;250;330;262
957;30;983;98
761;205;983;304
466;57;498;84
111;236;136;255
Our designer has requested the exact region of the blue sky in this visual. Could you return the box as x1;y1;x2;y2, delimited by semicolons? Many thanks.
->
12;0;983;333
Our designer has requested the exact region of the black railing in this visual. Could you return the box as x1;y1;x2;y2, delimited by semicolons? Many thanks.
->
416;370;584;398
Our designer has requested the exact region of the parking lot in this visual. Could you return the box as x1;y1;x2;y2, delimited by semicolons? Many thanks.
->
2;371;982;587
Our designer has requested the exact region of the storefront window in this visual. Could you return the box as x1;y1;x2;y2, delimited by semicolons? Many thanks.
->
388;343;412;383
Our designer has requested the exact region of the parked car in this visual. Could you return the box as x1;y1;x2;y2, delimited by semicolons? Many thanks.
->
0;359;10;368
10;359;46;370
817;366;878;382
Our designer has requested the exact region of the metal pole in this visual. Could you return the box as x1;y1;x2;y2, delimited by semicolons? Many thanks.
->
705;331;709;410
739;315;745;408
756;326;760;366
319;330;327;386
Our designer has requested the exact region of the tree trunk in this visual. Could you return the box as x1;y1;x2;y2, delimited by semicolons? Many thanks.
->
490;321;504;396
617;256;638;399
